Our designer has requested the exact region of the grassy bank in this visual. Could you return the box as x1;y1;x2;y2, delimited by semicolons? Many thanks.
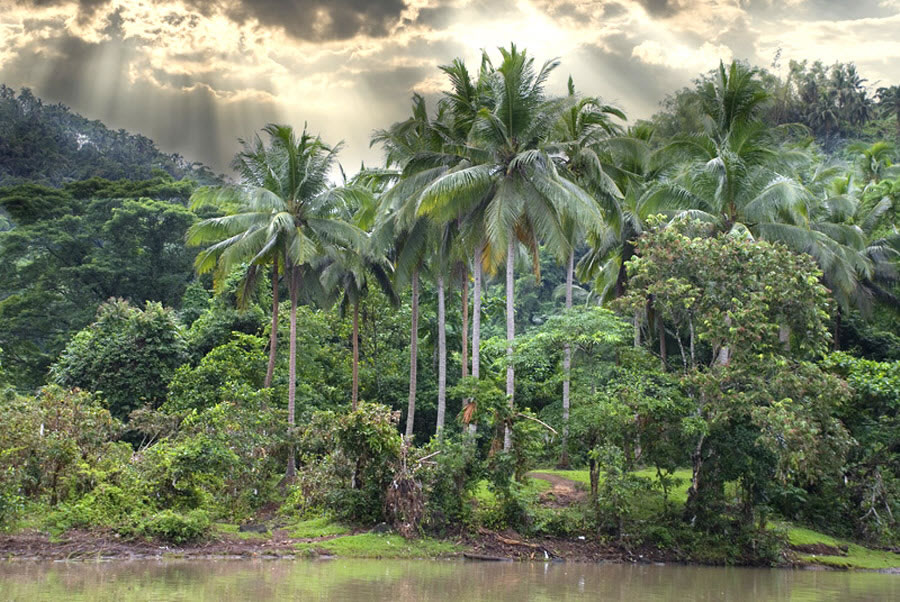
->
2;468;896;570
295;533;460;558
785;526;900;570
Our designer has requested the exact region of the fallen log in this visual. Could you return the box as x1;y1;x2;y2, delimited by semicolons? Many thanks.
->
496;535;541;549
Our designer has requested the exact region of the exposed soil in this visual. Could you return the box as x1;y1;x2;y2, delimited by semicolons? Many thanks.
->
0;528;351;561
463;528;667;564
0;528;675;564
529;472;587;508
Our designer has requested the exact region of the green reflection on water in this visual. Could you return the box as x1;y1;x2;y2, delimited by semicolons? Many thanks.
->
0;559;897;601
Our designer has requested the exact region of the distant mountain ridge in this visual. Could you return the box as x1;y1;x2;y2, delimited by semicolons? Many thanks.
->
0;85;223;186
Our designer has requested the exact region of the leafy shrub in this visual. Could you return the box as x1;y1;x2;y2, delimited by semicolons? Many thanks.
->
138;391;284;518
0;386;123;506
0;464;24;528
51;300;188;420
136;508;211;544
165;333;267;413
417;438;482;534
291;403;402;523
47;483;148;532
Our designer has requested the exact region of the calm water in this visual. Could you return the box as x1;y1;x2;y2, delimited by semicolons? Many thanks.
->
0;559;897;601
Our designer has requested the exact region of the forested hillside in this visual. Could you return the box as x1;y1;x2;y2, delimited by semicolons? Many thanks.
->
0;85;222;186
1;50;898;566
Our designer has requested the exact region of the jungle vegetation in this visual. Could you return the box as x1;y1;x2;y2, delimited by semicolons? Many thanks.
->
1;46;898;563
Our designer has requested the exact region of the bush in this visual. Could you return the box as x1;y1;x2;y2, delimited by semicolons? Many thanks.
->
137;391;284;518
0;386;123;506
46;483;148;532
291;403;402;524
51;300;188;420
136;508;211;544
417;438;482;534
165;333;268;412
0;464;24;528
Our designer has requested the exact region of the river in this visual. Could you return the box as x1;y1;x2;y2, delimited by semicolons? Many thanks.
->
0;559;897;601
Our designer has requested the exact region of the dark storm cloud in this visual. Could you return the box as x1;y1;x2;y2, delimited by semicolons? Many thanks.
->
634;0;679;18
537;1;629;22
357;64;433;102
197;0;409;41
16;0;410;41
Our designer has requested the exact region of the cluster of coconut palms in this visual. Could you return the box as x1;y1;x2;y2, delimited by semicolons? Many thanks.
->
187;46;898;478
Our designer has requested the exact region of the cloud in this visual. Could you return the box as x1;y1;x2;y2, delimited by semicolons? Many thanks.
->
632;39;733;71
15;0;411;41
195;0;409;42
2;0;900;173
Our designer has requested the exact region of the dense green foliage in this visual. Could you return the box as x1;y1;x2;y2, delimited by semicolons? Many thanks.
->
0;175;200;387
0;51;898;563
51;300;188;420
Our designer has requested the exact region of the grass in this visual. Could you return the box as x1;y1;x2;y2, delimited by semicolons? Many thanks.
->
786;526;900;570
473;476;550;506
212;522;269;540
532;468;693;514
287;517;351;539
295;533;460;558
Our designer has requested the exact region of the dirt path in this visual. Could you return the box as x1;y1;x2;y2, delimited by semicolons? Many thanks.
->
528;472;586;508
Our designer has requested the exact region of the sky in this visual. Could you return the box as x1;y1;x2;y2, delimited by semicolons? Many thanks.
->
2;0;900;174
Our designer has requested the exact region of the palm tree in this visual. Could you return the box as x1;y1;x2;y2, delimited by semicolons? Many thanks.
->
656;62;818;363
803;168;900;317
188;124;362;479
848;141;897;185
320;179;397;409
876;85;900;141
577;124;671;308
418;45;602;449
188;143;286;389
658;62;895;358
550;75;625;465
372;95;460;441
372;77;507;440
437;57;494;421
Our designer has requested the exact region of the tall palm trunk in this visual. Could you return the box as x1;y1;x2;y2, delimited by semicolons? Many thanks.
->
405;269;419;440
559;248;574;467
351;301;360;410
436;274;447;437
264;258;279;388
503;237;515;451
286;264;299;480
461;266;469;380
469;242;483;436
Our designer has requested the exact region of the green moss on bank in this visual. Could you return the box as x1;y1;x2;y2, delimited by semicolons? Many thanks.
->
787;526;900;570
212;523;269;540
288;517;351;538
296;533;460;558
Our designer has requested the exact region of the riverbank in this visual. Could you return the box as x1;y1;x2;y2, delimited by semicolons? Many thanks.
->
3;471;898;571
2;523;898;571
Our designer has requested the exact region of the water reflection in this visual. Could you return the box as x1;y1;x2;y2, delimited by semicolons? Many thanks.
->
0;559;896;601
